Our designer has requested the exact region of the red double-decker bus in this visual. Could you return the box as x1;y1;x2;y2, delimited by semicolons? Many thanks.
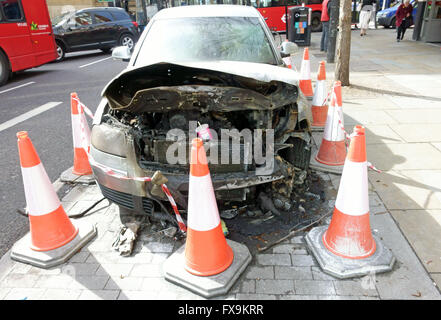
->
0;0;57;86
251;0;324;32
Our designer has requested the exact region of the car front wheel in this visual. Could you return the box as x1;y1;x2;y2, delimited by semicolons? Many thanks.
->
119;34;135;51
55;42;65;62
0;50;10;86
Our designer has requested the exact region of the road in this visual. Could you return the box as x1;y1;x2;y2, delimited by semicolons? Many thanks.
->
0;50;126;258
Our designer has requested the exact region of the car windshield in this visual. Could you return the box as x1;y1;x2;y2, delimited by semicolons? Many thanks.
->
51;12;73;26
135;17;277;66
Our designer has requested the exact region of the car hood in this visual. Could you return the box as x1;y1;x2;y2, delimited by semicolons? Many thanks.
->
101;61;302;113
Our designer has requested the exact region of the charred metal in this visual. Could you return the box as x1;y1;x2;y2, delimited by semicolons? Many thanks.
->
91;63;312;228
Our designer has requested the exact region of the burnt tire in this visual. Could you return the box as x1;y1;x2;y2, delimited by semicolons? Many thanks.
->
285;137;311;171
0;50;10;87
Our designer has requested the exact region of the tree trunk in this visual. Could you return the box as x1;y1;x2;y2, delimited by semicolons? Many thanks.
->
327;0;340;64
335;0;352;86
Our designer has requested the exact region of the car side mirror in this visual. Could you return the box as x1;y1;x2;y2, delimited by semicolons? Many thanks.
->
112;46;132;62
280;41;297;56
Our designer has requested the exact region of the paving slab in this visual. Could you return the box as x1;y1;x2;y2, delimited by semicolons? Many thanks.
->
390;210;441;273
366;143;441;171
386;109;441;124
369;170;441;210
389;124;441;143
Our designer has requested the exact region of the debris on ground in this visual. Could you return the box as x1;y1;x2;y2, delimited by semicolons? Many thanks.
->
160;226;178;238
112;221;141;256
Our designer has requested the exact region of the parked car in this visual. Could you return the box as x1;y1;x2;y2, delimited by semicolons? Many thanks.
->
376;0;417;28
51;7;139;61
89;5;312;226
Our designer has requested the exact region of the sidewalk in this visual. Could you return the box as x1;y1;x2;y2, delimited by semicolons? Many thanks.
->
0;28;440;300
298;27;441;291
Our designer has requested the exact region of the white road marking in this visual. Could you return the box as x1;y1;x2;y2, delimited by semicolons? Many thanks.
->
78;56;113;69
0;101;62;133
0;81;35;94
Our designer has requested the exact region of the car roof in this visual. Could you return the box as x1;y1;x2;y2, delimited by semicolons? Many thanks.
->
153;5;261;20
78;7;127;13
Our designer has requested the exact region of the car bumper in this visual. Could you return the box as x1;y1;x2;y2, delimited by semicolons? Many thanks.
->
90;143;286;210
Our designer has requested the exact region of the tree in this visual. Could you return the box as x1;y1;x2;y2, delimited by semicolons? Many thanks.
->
334;0;352;86
327;0;340;64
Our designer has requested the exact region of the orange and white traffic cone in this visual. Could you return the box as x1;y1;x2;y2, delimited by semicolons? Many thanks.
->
310;81;346;174
306;125;395;278
323;125;375;259
299;47;313;98
184;138;234;276
311;61;328;131
71;92;92;176
163;138;251;297
61;93;94;184
11;131;96;268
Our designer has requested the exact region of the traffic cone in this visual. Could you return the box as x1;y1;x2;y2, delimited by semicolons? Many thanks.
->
11;131;96;268
184;138;234;276
323;125;375;259
310;81;346;174
71;92;92;176
311;61;328;130
163;138;251;297
299;47;313;97
60;93;94;184
305;125;395;278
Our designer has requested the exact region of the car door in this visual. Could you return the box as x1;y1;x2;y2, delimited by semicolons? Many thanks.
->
62;11;98;50
92;10;117;48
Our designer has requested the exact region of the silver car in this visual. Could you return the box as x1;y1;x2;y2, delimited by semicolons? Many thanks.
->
90;5;312;228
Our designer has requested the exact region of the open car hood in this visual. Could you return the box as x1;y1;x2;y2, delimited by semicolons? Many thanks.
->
102;61;301;113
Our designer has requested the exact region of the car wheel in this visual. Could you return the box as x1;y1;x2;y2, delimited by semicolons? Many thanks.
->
55;42;65;62
311;12;322;32
119;34;135;51
390;18;396;29
0;50;10;87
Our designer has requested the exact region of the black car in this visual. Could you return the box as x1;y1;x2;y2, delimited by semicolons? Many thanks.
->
51;7;140;61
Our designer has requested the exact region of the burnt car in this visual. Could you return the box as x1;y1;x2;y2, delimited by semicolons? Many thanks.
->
90;5;313;229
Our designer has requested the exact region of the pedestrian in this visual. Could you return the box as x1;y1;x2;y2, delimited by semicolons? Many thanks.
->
396;0;413;42
320;0;332;52
358;0;377;36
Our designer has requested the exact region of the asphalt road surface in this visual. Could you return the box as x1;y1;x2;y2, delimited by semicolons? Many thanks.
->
0;50;127;258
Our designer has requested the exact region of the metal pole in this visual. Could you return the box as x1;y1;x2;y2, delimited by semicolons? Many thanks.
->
327;0;340;63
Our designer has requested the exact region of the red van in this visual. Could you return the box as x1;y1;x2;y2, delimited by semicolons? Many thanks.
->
0;0;57;86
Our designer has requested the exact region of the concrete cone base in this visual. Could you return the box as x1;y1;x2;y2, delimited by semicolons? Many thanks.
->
60;167;95;184
309;149;344;175
163;239;251;298
10;220;96;269
305;226;395;279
